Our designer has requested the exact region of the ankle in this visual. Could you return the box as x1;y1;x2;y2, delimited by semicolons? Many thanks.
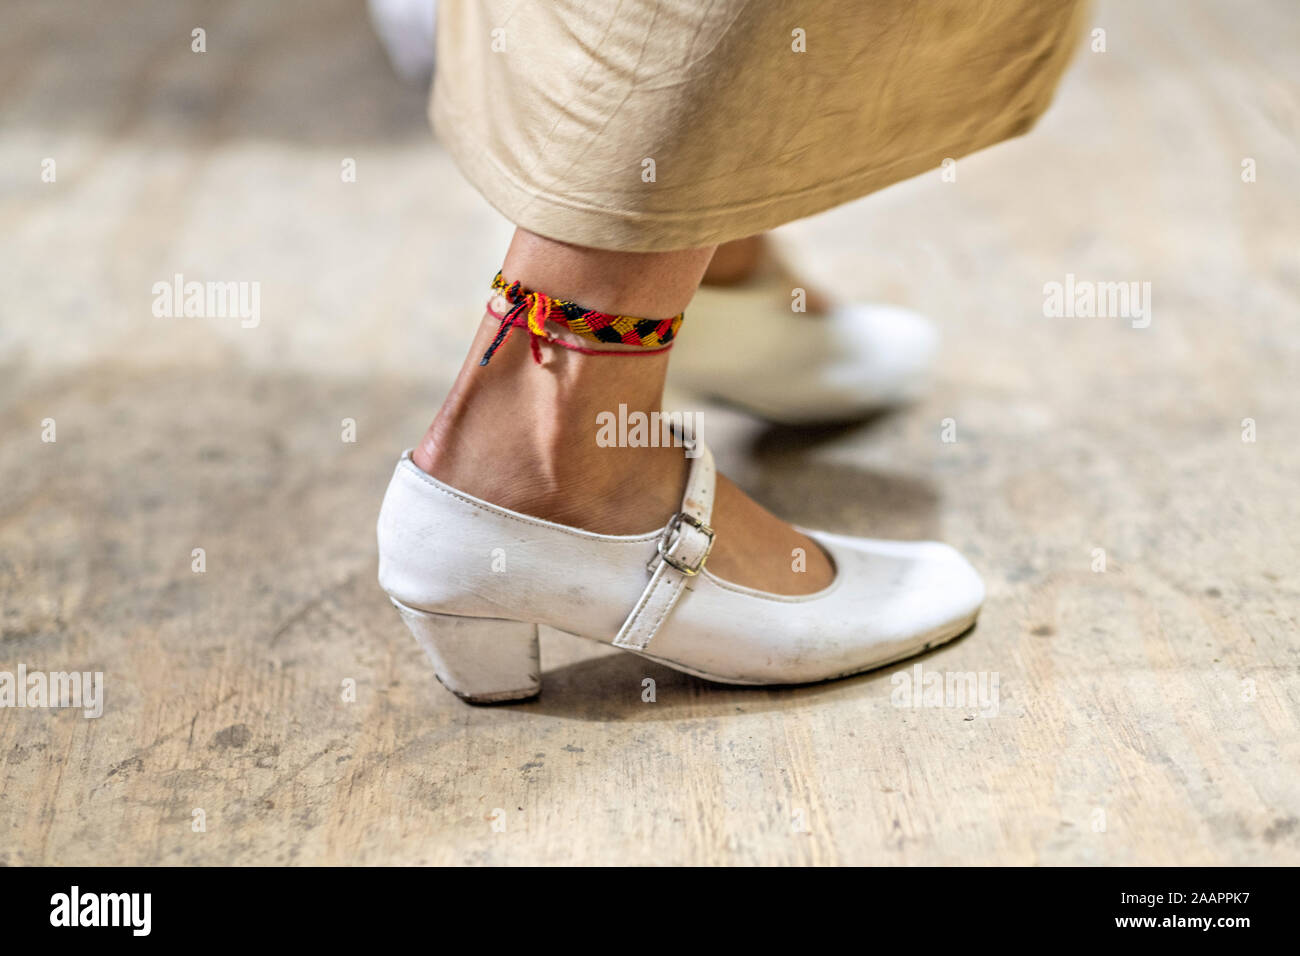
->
416;418;687;535
413;313;686;533
412;229;712;533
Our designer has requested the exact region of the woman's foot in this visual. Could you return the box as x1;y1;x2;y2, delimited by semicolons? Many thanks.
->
413;312;836;596
379;230;982;702
382;420;984;701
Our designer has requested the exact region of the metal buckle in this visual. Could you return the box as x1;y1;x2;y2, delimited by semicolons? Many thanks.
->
654;511;715;576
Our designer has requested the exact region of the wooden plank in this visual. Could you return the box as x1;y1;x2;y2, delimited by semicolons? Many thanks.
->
1;0;1297;865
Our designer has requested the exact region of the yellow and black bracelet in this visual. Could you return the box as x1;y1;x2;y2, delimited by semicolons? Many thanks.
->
480;271;684;366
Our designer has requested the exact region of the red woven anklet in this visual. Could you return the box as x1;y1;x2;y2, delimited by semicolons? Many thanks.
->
479;272;684;366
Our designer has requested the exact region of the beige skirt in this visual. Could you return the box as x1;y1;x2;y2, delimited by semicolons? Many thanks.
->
432;0;1088;252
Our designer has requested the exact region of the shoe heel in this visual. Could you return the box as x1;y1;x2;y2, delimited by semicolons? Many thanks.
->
391;600;541;704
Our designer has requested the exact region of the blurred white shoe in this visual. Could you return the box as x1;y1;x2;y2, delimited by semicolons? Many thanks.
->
367;0;437;84
669;250;940;425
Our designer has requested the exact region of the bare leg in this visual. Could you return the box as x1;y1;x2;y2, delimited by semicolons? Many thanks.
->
412;228;835;594
701;235;766;286
702;234;831;313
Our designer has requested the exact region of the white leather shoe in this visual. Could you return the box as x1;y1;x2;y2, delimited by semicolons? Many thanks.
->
668;266;939;425
377;444;983;703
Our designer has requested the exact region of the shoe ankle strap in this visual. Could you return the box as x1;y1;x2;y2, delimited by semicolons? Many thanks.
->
613;442;716;652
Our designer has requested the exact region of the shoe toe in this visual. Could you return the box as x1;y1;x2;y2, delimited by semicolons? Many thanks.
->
817;533;985;640
907;541;985;628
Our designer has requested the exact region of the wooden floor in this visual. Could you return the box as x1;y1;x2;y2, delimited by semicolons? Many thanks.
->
2;0;1297;865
